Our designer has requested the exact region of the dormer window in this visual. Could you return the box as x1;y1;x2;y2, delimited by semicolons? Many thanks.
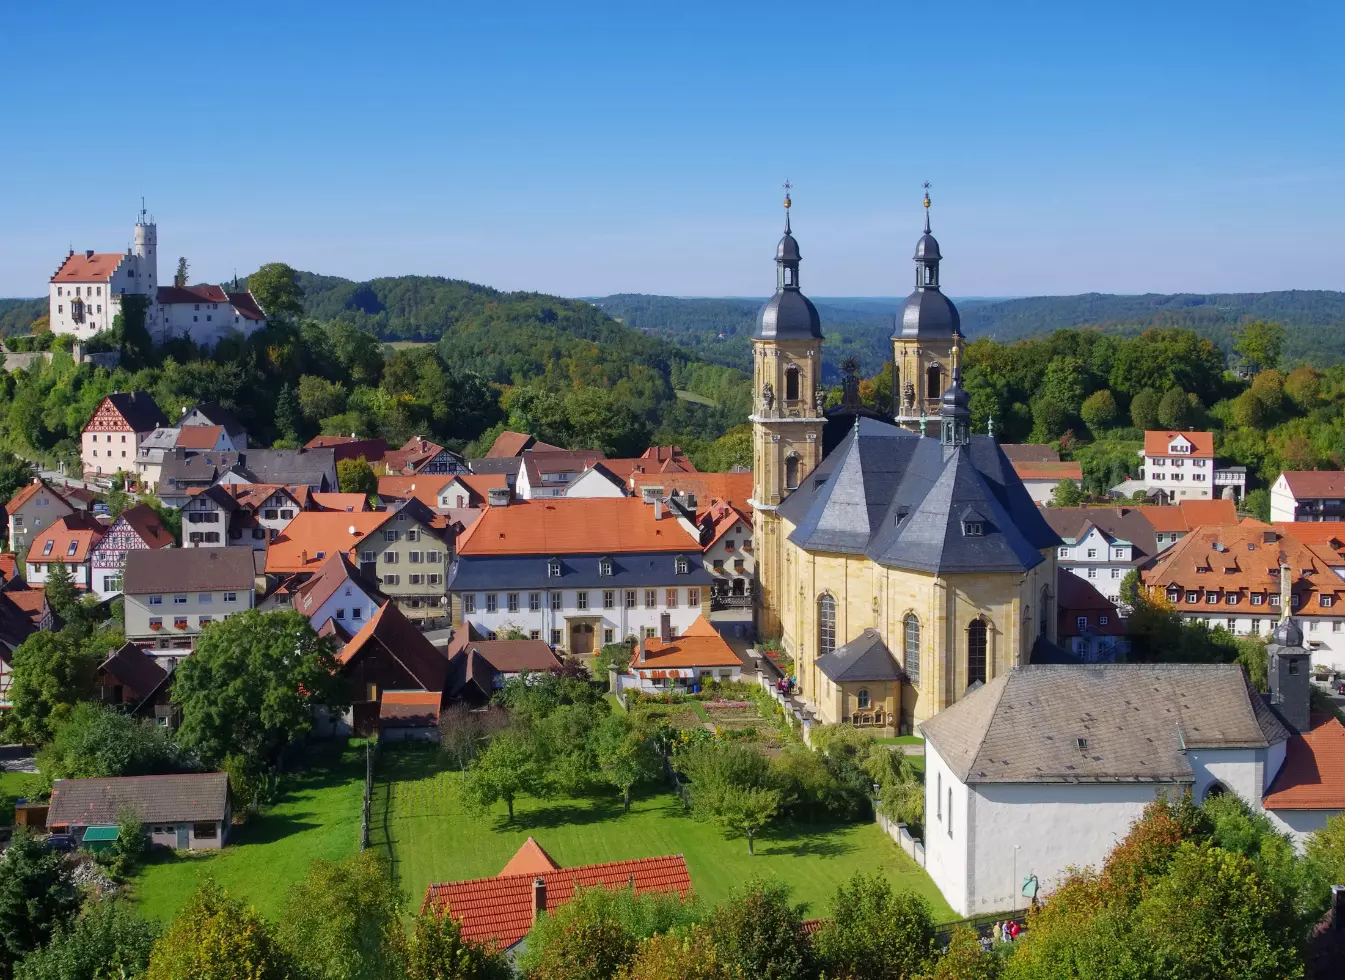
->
66;540;78;557
676;556;689;574
41;541;54;556
599;558;613;577
962;521;984;537
547;559;561;578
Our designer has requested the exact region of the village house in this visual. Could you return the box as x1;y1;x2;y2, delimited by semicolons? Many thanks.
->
96;642;176;726
123;548;257;665
304;434;389;466
383;436;464;476
483;431;562;457
89;503;175;599
291;552;388;639
1053;571;1128;662
0;584;52;708
80;391;171;481
47;772;232;851
335;600;447;736
181;485;241;548
449;496;712;655
1271;471;1345;523
1039;505;1157;605
562;463;630;498
513;450;606;499
445;631;563;701
155;283;266;348
156;447;337;507
1114;430;1246;503
179;401;249;449
25;513;106;590
616;615;743;696
4;477;76;552
1000;445;1083;504
134;424;242;490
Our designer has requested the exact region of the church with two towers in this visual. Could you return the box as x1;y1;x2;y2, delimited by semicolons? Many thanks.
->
750;191;1062;732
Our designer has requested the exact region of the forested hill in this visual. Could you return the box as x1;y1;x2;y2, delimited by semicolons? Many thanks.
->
591;290;1345;376
0;298;44;335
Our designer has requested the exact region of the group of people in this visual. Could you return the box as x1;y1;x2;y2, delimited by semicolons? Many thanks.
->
777;675;796;696
990;919;1022;944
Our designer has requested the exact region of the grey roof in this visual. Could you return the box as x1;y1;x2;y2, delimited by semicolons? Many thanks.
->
755;288;822;341
467;457;523;477
184;401;247;437
232;448;335;488
140;427;182;451
48;772;230;826
98;642;167;698
896;286;961;340
1000;444;1061;464
158;452;239;489
449;551;712;592
124;547;256;595
914;232;942;261
779;417;1059;574
103;392;171;433
1039;506;1158;564
920;664;1290;784
816;629;905;683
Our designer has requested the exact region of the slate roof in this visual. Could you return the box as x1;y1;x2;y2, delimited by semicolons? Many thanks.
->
1264;713;1345;810
48;773;230;826
233;448;335;488
98;642;168;700
815;628;905;683
1040;506;1159;562
99;392;171;433
779;418;1059;574
920;664;1289;784
450;552;711;592
124;548;255;595
467;457;524;478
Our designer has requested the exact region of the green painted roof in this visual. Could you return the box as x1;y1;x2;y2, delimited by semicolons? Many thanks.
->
81;826;119;842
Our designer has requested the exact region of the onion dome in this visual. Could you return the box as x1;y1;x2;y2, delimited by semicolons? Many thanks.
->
894;188;962;341
755;190;823;341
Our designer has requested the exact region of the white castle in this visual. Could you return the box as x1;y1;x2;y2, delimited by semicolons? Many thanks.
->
48;212;267;349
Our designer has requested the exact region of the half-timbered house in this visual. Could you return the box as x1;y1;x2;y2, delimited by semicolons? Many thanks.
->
89;504;176;599
80;392;170;481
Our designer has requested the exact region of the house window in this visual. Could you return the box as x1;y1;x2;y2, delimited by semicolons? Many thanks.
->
785;453;801;491
603;590;615;609
280;509;295;520
904;614;920;684
1087;568;1097;579
818;593;836;658
1206;593;1220;604
352;607;364;620
485;594;498;613
149;617;162;629
264;509;279;520
785;364;800;401
643;627;657;639
947;787;953;838
676;556;688;574
603;628;614;644
551;592;562;611
199;594;212;605
173;617;188;630
507;593;519;613
666;589;678;608
529;592;541;611
1077;616;1088;631
408;551;423;563
577;591;589;610
550;629;562;646
548;559;561;577
530;630;540;640
857;688;870;710
1270;594;1281;607
199;615;212;626
1100;616;1109;626
1251;593;1265;606
1186;591;1198;604
408;574;423;585
688;588;700;606
223;592;237;603
384;529;397;542
645;589;657;609
428;574;441;586
336;609;346;620
626;590;637;609
174;595;187;605
383;552;399;564
464;595;476;614
967;619;988;685
1323;595;1335;608
599;558;613;576
1087;548;1096;558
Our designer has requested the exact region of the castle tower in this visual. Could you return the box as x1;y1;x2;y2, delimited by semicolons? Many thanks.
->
132;209;158;298
751;188;825;639
893;187;962;435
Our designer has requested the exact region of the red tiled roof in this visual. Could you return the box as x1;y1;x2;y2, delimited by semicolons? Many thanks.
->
637;618;741;670
1281;471;1345;499
156;284;228;305
303;436;389;465
384;437;447;474
1143;430;1214;458
1141;499;1239;534
173;425;225;450
423;854;691;950
999;444;1060;464
703;499;752;549
264;512;393;574
498;837;560;877
1274;523;1345;555
456;498;701;556
376;475;455;510
0;555;15;581
379;690;443;727
114;503;175;550
227;291;266;321
51;252;124;283
295;552;385;620
5;478;57;515
310;493;369;513
1012;461;1083;481
30;513;106;564
1264;714;1345;810
485;431;535;458
629;472;754;514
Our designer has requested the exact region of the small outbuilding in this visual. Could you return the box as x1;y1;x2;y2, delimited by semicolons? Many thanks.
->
47;772;232;851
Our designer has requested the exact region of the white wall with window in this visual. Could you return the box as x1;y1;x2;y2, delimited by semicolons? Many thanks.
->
1055;526;1132;604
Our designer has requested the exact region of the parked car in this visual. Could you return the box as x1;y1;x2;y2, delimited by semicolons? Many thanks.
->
43;834;75;853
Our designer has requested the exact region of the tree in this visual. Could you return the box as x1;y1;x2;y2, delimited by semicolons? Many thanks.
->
399;908;513;980
917;924;998;980
1305;813;1345;897
1130;387;1161;429
1234;321;1285;375
247;263;305;321
337;457;378;497
1051;479;1083;507
813;873;937;980
0;453;31;509
1244;488;1271;523
618;925;727;980
43;562;82;634
465;729;543;822
704;880;812;980
36;703;180;785
0;832;80;979
174;257;189;288
104;485;132;520
173;610;346;769
1080;389;1118;433
678;742;782;854
1157;386;1194;429
278;852;402;980
3;631;102;744
113;806;148;877
1284;366;1321;409
1028;397;1067;443
594;713;660;812
13;899;157;980
144;880;293;980
592;641;634;677
438;704;505;775
298;375;349;423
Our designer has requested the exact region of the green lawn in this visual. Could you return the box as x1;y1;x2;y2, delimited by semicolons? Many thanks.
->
875;735;924;745
130;742;366;922
674;389;718;407
370;749;950;920
0;770;41;823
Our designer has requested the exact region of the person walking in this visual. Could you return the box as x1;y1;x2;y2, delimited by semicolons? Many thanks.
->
992;921;1003;943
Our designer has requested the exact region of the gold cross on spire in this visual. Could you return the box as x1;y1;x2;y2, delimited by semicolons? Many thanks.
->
783;179;792;209
922;181;932;209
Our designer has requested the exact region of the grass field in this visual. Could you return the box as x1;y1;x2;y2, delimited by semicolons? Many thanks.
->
130;742;366;922
674;389;718;407
0;770;41;823
369;748;950;919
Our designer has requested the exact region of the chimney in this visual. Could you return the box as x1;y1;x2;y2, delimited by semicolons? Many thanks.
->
1280;562;1292;613
684;492;697;510
488;487;511;507
638;635;647;664
660;612;672;643
85;249;94;259
300;549;308;565
653;499;663;521
532;877;547;923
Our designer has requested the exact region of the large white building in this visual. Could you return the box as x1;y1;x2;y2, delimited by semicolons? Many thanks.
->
1271;471;1345;523
1127;430;1246;502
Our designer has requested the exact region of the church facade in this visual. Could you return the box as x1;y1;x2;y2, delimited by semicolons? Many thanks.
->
751;191;1062;732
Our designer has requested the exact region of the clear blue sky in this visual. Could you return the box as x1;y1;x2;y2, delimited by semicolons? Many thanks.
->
2;1;1342;299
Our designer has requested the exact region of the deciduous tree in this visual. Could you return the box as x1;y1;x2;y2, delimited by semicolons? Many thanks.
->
1234;321;1286;375
1129;387;1161;430
465;729;543;822
1080;389;1118;433
36;702;179;784
3;630;102;744
247;263;304;321
0;832;80;979
678;742;783;855
278;851;402;980
398;908;513;980
144;880;292;980
704;879;812;980
1051;479;1083;507
594;713;660;812
12;898;156;980
336;456;377;497
813;873;938;980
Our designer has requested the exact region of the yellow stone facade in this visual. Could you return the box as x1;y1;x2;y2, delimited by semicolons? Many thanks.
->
892;335;960;434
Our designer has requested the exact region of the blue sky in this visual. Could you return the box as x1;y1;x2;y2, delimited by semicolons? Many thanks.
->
2;1;1341;298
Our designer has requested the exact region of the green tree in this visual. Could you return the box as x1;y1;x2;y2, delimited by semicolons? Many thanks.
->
144;880;293;980
13;899;156;980
617;924;727;980
1243;488;1271;523
465;729;543;822
1051;479;1083;507
1283;366;1321;409
1305;813;1345;897
594;713;660;812
1130;387;1161;429
278;851;402;980
1157;386;1194;429
36;702;179;785
1080;389;1118;433
813;873;937;980
43;562;83;634
1028;397;1067;443
104;486;132;520
299;375;349;423
1234;321;1286;375
113;806;148;876
678;742;783;855
247;263;304;321
0;832;80;979
704;879;812;980
3;631;102;744
917;924;998;980
174;257;189;288
0;453;32;509
399;908;513;980
173;610;346;769
1040;356;1086;419
337;457;378;497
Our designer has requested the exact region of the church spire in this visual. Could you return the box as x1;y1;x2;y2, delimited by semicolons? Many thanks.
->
940;343;971;448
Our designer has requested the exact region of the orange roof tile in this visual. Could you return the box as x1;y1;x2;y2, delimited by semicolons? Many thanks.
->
629;472;754;513
379;690;443;727
5;478;63;515
264;512;392;574
498;837;560;877
30;513;106;564
704;500;752;549
0;555;15;580
50;251;124;282
423;854;691;950
1143;430;1214;457
376;475;455;510
1011;461;1083;481
1264;714;1345;810
1274;523;1345;554
310;493;370;513
456;498;700;556
1281;471;1345;499
174;425;225;450
637;619;741;669
485;431;535;458
1141;499;1239;533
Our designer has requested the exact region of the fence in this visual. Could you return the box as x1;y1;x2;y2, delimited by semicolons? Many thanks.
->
359;738;381;851
754;667;814;745
875;811;925;866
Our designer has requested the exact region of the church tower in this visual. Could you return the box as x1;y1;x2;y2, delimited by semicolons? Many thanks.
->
893;187;962;434
752;188;825;639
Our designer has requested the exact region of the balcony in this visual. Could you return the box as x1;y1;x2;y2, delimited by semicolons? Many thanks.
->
711;595;753;612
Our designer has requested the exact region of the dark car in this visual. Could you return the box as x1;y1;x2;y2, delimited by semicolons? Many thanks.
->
43;834;75;853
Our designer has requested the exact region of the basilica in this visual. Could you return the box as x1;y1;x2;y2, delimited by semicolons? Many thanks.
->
750;191;1062;732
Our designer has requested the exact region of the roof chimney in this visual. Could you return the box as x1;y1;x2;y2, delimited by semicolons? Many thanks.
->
85;249;94;259
638;635;647;664
660;612;672;643
532;877;547;923
488;487;511;507
653;499;663;521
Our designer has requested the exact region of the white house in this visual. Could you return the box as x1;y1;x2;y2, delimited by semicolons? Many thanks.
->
88;503;176;599
156;284;267;348
292;552;387;638
49;220;157;339
1132;430;1246;503
614;616;743;695
919;632;1339;918
181;486;240;548
563;464;628;498
1271;471;1345;523
25;514;106;591
123;548;257;666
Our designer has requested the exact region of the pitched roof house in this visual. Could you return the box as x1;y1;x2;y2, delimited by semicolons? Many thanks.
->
89;503;175;599
446;632;562;701
96;642;175;724
48;773;232;850
26;513;107;591
4;477;76;551
81;392;171;480
338;600;447;735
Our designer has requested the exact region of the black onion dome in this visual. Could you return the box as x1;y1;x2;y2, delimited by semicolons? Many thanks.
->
777;231;802;263
1271;617;1304;648
756;290;822;340
914;232;942;261
897;288;961;340
941;375;971;412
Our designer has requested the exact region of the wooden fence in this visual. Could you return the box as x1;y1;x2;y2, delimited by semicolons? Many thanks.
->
360;738;381;851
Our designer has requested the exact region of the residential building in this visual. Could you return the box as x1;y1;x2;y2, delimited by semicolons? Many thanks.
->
514;450;606;499
628;471;753;511
562;463;629;498
135;423;239;491
446;632;563;701
181;485;241;548
48;773;232;851
483;430;561;457
4;477;76;552
80;391;171;481
617;616;744;696
89;503;175;599
1055;571;1128;662
1122;430;1246;502
336;600;447;735
179;401;249;450
311;493;370;513
96;643;176;726
998;445;1084;503
213;484;306;544
156;448;337;507
1143;498;1241;552
694;497;755;637
0;585;51;707
383;436;463;476
155;284;266;347
26;514;106;590
1271;471;1345;523
1040;506;1157;605
303;434;388;466
48;219;157;339
123;548;257;664
449;496;712;655
1142;523;1345;668
422;841;691;954
292;552;388;638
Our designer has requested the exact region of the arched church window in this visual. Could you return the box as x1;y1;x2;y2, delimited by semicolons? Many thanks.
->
817;593;836;659
967;619;988;685
785;364;800;402
904;614;921;684
857;688;871;710
785;453;801;491
925;363;941;400
873;709;884;726
783;267;794;287
1039;587;1052;637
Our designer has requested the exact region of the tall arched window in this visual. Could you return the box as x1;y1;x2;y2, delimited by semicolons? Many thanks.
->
857;688;871;709
817;593;836;659
1039;587;1052;637
925;363;941;400
967;619;988;685
903;614;921;684
785;452;801;491
785;364;800;402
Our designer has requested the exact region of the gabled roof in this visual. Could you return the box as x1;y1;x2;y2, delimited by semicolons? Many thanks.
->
185;401;248;437
1263;713;1345;810
234;448;336;487
0;585;48;650
1142;524;1342;602
629;472;754;512
95;392;171;433
174;425;226;451
998;444;1061;464
455;498;701;556
376;475;456;510
1012;460;1083;482
124;547;255;595
379;690;443;728
385;437;456;474
156;284;228;305
1139;498;1240;534
227;291;266;321
0;555;15;581
815;629;904;683
5;477;69;515
339;601;447;692
1143;430;1214;457
485;430;537;458
48;773;229;826
920;664;1288;784
98;642;168;701
51;251;125;282
294;552;387;620
30;513;106;564
636;618;741;671
303;435;389;464
1039;506;1158;560
107;503;175;550
190;484;242;513
449;639;561;676
1280;471;1345;499
423;854;691;950
265;512;393;574
498;837;560;876
310;493;370;513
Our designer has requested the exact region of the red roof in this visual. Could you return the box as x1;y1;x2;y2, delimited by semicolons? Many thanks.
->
227;291;266;321
1281;471;1345;499
379;690;443;727
1143;430;1214;458
303;436;389;465
1264;714;1345;810
156;284;228;305
5;478;62;515
485;431;535;458
636;617;741;670
499;837;561;876
455;498;701;556
30;513;106;564
423;853;691;950
338;601;448;692
384;437;448;475
310;493;369;513
376;475;455;510
1142;499;1239;534
174;425;225;450
0;555;15;581
629;472;754;514
51;252;124;283
1011;460;1083;481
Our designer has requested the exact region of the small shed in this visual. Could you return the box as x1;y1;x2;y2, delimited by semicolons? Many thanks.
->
81;825;119;854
